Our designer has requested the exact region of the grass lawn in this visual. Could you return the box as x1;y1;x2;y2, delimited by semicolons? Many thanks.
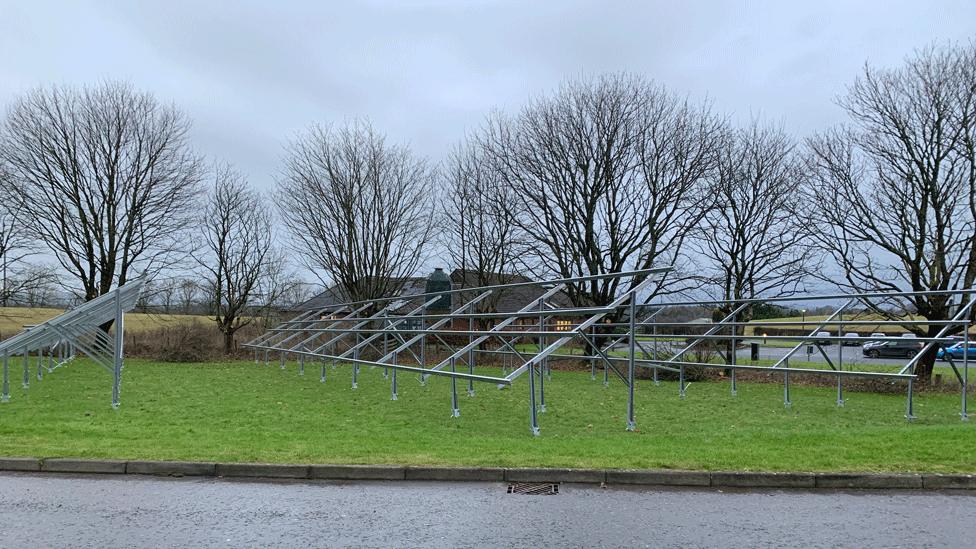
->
0;358;973;473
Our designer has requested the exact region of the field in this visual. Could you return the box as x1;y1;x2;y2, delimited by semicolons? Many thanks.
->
0;358;973;473
0;306;204;338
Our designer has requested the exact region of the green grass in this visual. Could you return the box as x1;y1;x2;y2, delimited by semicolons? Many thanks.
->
0;359;973;473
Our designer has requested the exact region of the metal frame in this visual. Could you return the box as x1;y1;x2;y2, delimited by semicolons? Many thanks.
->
0;276;146;408
245;269;974;435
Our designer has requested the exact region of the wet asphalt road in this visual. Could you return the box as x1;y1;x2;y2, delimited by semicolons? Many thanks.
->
1;473;974;548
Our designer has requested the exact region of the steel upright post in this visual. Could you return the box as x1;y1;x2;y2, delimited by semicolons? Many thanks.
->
679;365;685;398
528;356;539;436
590;325;596;380
837;311;845;406
962;322;969;421
450;357;460;417
784;370;791;407
382;322;389;379
36;348;43;381
22;347;29;389
2;351;8;402
906;377;916;420
391;351;398;401
112;288;124;409
467;316;475;397
538;299;546;413
352;333;360;389
652;323;659;385
420;304;427;371
298;345;305;376
627;296;637;431
280;351;286;369
47;349;53;373
264;349;269;366
730;311;737;396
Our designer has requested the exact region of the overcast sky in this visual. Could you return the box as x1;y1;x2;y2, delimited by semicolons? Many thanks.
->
2;0;974;192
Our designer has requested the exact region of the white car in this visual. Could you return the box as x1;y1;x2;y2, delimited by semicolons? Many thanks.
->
842;332;861;346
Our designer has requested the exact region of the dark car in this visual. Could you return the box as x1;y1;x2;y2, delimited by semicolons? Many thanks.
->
862;340;924;359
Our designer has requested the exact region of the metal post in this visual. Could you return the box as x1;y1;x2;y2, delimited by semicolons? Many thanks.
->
906;377;916;420
652;323;659;385
467;316;475;397
730;311;737;396
36;348;43;381
679;365;685;398
298;346;305;376
627;296;636;431
391;351;398;401
352;333;360;389
450;357;460;417
528;356;539;436
962;322;969;421
280;351;286;369
22;347;29;389
382;322;389;379
2;351;8;402
837;310;845;406
538;299;546;413
590;325;596;380
112;288;124;409
264;349;269;366
47;349;53;373
784;370;791;408
420;304;427;369
254;349;258;364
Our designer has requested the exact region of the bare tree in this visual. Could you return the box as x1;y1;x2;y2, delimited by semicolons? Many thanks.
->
0;81;204;308
196;165;283;354
695;120;817;320
0;199;43;307
805;44;976;382
481;74;722;309
441;138;523;319
177;278;200;314
277;120;436;302
20;266;60;308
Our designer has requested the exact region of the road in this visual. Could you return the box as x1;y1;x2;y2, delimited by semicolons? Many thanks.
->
0;473;973;548
620;341;962;370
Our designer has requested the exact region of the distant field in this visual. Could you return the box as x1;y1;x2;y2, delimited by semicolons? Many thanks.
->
746;313;935;337
0;307;206;338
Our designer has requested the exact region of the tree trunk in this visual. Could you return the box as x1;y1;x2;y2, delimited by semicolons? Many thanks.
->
223;329;235;355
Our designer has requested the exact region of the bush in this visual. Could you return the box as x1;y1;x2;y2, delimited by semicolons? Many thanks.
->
130;320;214;362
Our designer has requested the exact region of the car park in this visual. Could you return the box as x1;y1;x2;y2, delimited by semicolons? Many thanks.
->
936;342;976;361
862;339;924;359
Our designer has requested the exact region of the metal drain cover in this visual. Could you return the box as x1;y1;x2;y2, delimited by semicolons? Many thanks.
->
507;482;559;495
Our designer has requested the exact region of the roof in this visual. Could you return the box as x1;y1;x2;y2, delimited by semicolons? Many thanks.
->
294;270;576;315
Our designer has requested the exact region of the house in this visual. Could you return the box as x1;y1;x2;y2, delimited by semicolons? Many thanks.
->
292;269;579;332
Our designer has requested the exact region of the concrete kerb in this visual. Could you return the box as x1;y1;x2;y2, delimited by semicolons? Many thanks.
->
0;458;973;490
127;460;216;477
815;473;923;489
40;458;127;474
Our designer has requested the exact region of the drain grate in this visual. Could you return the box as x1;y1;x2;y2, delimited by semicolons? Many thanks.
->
507;482;559;495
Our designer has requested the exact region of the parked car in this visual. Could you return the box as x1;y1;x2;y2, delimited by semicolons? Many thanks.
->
862;340;924;359
814;331;832;346
901;333;917;338
869;332;886;340
842;332;861;346
937;342;976;361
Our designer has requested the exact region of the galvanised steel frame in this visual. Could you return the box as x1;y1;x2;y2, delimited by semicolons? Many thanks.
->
245;270;974;435
0;276;146;408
